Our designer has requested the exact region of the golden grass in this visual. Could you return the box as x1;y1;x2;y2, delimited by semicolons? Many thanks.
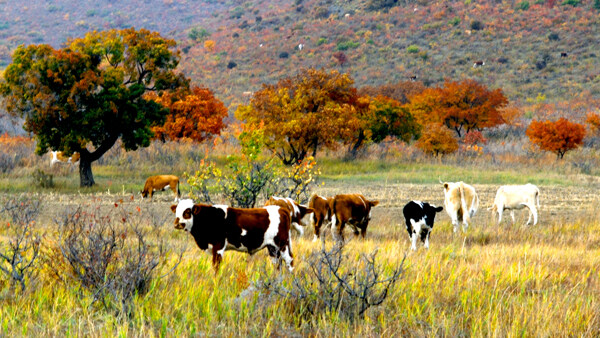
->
1;181;599;336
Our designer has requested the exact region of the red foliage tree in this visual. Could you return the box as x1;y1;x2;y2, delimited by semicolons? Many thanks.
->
406;79;508;137
149;86;227;143
526;118;586;159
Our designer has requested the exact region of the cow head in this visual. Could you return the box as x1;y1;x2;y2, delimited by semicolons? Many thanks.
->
171;199;198;232
296;204;315;226
423;203;443;228
141;189;149;199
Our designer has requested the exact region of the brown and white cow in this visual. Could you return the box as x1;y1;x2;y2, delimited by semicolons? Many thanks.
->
330;193;379;242
264;196;314;236
308;194;333;242
141;175;181;202
50;150;80;167
171;199;294;272
441;180;479;233
489;184;540;226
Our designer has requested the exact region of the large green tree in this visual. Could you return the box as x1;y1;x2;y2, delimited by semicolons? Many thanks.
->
0;28;188;186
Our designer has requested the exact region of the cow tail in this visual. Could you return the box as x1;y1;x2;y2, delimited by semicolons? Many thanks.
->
177;180;181;199
460;183;469;224
536;187;540;209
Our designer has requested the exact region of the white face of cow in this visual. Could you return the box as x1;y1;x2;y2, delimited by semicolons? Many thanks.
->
173;199;195;232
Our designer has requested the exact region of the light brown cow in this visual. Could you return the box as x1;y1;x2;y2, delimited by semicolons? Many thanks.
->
141;175;181;202
441;180;479;233
264;196;314;236
50;150;80;167
171;199;294;272
330;193;379;242
308;194;333;242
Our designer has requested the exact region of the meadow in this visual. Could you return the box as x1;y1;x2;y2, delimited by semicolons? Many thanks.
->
0;140;599;336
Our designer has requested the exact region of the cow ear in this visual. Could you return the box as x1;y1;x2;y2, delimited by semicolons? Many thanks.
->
370;200;379;207
443;183;449;190
170;205;177;213
435;206;443;212
192;205;201;215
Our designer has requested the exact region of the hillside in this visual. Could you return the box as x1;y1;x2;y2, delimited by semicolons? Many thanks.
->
1;0;599;111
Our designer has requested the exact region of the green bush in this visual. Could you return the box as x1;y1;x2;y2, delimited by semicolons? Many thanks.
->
336;41;360;51
448;17;461;26
185;129;320;207
188;27;210;41
517;1;530;10
32;169;54;188
316;37;328;46
561;0;581;6
406;45;419;54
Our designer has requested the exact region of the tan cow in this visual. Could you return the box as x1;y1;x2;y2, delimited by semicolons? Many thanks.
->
489;184;540;225
50;150;80;167
264;196;314;236
141;175;181;202
441;180;479;233
330;193;379;242
308;194;333;242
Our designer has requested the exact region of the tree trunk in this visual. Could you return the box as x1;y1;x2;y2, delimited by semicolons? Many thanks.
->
348;130;365;159
79;155;95;187
76;134;119;187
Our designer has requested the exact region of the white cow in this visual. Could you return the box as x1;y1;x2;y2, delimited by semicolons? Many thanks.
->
441;180;479;233
490;184;540;225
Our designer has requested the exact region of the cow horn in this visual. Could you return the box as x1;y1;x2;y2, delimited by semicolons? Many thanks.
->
438;176;443;184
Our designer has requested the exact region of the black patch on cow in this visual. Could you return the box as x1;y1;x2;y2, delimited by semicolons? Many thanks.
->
402;201;443;242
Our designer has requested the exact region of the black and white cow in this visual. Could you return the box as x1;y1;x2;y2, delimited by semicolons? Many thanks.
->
402;201;443;250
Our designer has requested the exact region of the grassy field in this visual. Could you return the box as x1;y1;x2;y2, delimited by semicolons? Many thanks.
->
1;156;600;336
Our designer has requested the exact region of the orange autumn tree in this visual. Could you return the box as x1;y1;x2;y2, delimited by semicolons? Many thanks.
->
149;86;227;142
526;118;586;159
416;123;458;157
406;79;508;137
236;68;363;164
585;112;600;133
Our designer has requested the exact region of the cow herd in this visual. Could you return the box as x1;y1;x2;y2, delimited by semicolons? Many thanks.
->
148;174;541;273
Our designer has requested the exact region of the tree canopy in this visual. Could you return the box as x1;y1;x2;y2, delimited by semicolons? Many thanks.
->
148;86;227;143
0;28;188;186
406;79;508;137
526;118;585;159
236;68;362;164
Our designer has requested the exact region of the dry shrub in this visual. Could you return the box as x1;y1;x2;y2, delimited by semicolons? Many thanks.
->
47;200;183;314
0;196;42;293
257;243;404;322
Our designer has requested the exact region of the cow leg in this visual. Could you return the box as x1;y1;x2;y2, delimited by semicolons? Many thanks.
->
496;205;503;224
360;224;367;238
410;219;420;250
451;217;459;233
212;244;225;273
312;216;322;242
281;236;294;272
332;215;345;242
526;204;538;225
510;210;516;224
424;232;430;249
266;245;282;270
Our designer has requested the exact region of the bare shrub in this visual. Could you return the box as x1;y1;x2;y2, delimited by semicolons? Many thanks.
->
48;200;183;314
257;243;404;321
0;196;42;292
